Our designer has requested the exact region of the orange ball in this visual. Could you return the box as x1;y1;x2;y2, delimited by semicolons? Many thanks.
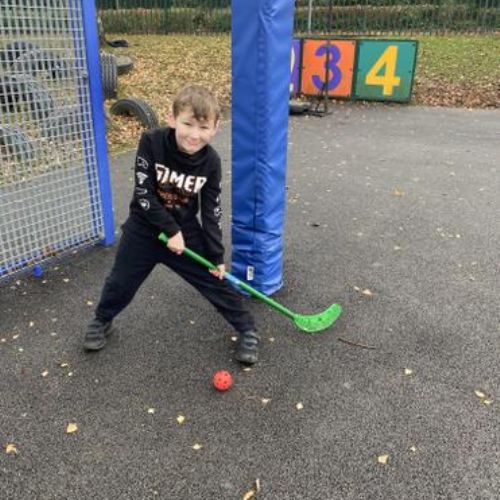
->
212;370;233;391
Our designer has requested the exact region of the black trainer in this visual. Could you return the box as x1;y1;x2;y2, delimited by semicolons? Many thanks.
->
83;318;114;351
234;330;260;365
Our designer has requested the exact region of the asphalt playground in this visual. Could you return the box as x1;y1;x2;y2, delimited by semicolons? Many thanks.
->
1;104;499;499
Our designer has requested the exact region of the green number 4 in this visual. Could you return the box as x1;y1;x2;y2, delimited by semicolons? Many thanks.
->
365;46;401;96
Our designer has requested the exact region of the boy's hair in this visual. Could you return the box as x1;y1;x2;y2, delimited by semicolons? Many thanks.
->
172;85;220;123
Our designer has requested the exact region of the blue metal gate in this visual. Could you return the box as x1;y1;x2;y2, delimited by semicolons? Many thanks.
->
0;0;114;281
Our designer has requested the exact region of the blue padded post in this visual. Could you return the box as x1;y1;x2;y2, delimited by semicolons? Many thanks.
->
231;0;294;295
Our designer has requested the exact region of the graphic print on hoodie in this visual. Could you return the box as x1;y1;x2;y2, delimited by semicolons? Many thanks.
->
126;127;224;264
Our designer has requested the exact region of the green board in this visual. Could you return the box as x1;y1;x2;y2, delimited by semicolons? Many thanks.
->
354;40;418;102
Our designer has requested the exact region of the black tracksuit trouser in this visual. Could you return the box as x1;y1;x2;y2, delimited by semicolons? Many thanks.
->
95;220;255;334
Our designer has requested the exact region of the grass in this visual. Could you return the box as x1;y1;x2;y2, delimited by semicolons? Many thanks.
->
416;35;500;84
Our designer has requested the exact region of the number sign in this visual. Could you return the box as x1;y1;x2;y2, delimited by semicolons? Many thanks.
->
300;39;356;98
354;40;418;102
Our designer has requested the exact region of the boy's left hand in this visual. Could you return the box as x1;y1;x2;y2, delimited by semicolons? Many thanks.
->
209;264;225;280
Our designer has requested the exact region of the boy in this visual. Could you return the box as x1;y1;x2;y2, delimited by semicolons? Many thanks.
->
83;85;260;364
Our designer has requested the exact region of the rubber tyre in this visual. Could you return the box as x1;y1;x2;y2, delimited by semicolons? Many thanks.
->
0;125;35;163
10;48;71;80
0;40;39;67
100;52;118;100
107;39;129;48
110;98;159;129
41;104;81;141
289;100;311;115
0;74;54;118
116;55;134;75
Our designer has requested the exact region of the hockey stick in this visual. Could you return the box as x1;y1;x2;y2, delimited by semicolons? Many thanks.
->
159;233;342;333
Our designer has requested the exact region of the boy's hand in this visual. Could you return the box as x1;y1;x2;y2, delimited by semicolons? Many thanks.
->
209;264;225;280
167;231;185;255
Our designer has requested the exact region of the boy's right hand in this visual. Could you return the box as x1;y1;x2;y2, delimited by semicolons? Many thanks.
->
167;231;185;255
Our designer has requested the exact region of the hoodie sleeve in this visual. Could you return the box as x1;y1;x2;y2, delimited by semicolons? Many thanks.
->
134;132;180;237
200;156;224;265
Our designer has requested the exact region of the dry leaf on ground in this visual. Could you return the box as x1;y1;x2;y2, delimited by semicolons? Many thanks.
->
66;423;78;434
5;443;18;454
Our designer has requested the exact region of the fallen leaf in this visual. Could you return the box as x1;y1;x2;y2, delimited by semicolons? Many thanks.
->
12;334;20;339
268;337;275;342
377;454;389;465
147;408;155;414
60;363;69;368
361;289;373;297
62;278;70;283
66;423;78;434
176;415;185;424
296;402;304;410
242;367;252;372
353;286;360;291
482;399;493;406
86;300;94;306
192;443;202;450
255;478;261;493
393;245;402;251
392;188;405;197
5;443;18;455
474;389;486;399
41;370;49;377
404;368;414;376
28;322;34;327
409;446;417;452
242;490;255;500
261;398;271;405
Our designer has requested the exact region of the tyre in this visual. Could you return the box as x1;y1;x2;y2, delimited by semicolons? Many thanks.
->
110;98;159;129
116;55;134;75
0;74;55;119
10;48;72;80
41;104;81;141
106;39;129;48
0;40;39;67
0;125;35;163
289;99;311;115
100;52;118;100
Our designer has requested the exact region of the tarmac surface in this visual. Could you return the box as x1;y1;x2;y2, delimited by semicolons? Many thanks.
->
1;104;499;499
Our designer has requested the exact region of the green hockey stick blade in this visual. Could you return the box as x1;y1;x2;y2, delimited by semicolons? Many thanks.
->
293;303;342;333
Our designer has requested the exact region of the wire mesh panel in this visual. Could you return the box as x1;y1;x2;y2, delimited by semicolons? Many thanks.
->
0;0;113;281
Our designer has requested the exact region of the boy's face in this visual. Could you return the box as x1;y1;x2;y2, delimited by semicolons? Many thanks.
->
167;109;219;155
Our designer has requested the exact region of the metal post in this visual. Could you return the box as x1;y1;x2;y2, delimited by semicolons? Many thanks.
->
81;0;115;245
307;0;313;34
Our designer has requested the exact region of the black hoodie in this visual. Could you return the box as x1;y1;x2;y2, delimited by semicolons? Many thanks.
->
125;127;224;265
